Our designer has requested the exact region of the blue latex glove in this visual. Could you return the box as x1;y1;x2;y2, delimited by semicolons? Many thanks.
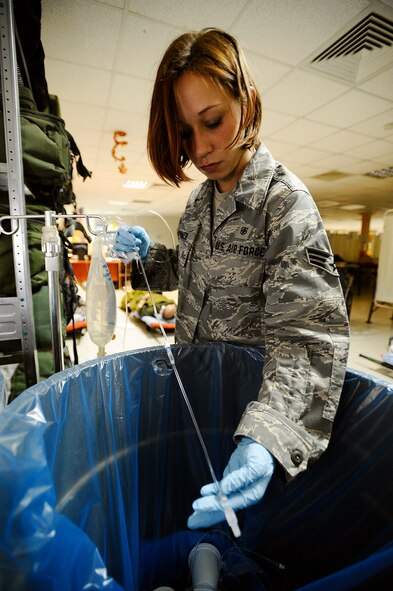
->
114;225;150;261
188;437;274;530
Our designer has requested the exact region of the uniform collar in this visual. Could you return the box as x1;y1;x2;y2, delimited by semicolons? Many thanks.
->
193;143;275;215
233;143;275;211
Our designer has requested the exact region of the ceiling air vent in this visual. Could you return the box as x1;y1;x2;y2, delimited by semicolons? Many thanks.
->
365;165;393;178
305;11;393;84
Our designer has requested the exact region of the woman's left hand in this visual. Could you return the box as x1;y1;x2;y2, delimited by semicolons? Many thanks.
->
187;437;274;529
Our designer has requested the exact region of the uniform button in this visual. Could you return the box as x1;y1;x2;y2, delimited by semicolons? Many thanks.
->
290;449;303;466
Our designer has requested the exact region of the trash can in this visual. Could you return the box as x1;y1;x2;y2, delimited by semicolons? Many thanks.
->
0;342;392;591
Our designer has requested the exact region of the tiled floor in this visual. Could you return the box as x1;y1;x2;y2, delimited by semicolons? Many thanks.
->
68;282;393;385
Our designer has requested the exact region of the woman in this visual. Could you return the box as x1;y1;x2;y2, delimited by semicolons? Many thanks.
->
115;28;350;530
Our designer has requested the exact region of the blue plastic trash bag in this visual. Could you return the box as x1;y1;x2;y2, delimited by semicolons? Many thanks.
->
0;342;392;591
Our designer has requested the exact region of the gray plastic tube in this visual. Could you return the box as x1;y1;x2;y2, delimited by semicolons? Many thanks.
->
188;542;222;590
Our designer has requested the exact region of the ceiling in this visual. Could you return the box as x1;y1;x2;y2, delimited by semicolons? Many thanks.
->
40;0;393;233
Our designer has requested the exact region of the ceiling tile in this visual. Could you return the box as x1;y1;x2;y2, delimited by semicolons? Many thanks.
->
314;153;365;170
45;58;112;107
103;109;148;137
263;139;298;160
310;129;375;152
371;155;393;167
69;128;103;149
263;70;349;117
283;146;334;165
96;0;125;7
287;163;329;179
338;159;388;174
41;0;122;69
107;74;152;113
60;101;106;130
349;109;393;138
261;109;297;136
128;0;249;30
349;139;393;159
115;14;180;79
244;53;291;93
307;89;393;127
270;119;338;145
232;0;370;66
36;0;393;223
359;66;393;102
74;146;99;166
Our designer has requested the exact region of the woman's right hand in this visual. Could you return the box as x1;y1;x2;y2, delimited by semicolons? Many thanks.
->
114;225;151;261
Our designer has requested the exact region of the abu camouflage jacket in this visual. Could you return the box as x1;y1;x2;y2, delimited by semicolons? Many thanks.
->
133;143;350;478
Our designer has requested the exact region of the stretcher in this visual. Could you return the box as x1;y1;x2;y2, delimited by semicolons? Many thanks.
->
133;311;176;332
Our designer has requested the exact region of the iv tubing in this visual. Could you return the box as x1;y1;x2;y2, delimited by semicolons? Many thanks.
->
136;255;241;538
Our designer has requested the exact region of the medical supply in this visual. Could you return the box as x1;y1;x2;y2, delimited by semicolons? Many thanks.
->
135;254;241;538
86;233;117;356
109;220;241;536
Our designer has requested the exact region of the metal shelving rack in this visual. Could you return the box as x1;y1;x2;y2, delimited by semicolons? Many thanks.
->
0;0;39;386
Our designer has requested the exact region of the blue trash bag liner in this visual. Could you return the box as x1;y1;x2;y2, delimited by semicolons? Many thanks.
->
0;342;392;591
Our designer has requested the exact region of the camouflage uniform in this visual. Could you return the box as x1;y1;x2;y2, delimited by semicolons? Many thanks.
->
132;143;350;479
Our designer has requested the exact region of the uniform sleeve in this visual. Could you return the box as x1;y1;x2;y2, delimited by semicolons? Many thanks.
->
234;188;350;479
130;243;179;292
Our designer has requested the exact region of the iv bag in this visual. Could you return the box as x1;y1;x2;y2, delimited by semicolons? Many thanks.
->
86;233;117;356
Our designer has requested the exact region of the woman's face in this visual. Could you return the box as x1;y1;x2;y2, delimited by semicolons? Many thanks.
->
174;71;253;193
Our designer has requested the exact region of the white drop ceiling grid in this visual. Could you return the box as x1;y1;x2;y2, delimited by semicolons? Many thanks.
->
40;0;393;231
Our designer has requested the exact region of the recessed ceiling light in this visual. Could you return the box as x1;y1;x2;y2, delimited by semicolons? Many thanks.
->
340;204;366;210
122;180;151;189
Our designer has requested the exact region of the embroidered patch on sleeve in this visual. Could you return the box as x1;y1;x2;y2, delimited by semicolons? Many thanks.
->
306;247;337;274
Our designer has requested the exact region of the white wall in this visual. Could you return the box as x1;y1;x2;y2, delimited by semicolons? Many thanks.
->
120;213;180;247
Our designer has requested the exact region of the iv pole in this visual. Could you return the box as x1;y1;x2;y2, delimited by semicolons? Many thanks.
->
42;211;64;372
0;212;105;374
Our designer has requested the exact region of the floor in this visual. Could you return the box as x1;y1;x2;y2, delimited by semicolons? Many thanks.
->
68;281;393;385
346;291;393;383
67;285;177;363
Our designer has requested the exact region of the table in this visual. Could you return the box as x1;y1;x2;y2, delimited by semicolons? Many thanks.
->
70;259;129;286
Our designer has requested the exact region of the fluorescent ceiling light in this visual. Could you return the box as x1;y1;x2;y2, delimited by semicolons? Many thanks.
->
122;180;151;189
317;200;340;208
340;204;366;210
108;200;128;205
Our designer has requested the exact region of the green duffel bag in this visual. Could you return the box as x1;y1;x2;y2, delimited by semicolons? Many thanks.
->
0;86;91;211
